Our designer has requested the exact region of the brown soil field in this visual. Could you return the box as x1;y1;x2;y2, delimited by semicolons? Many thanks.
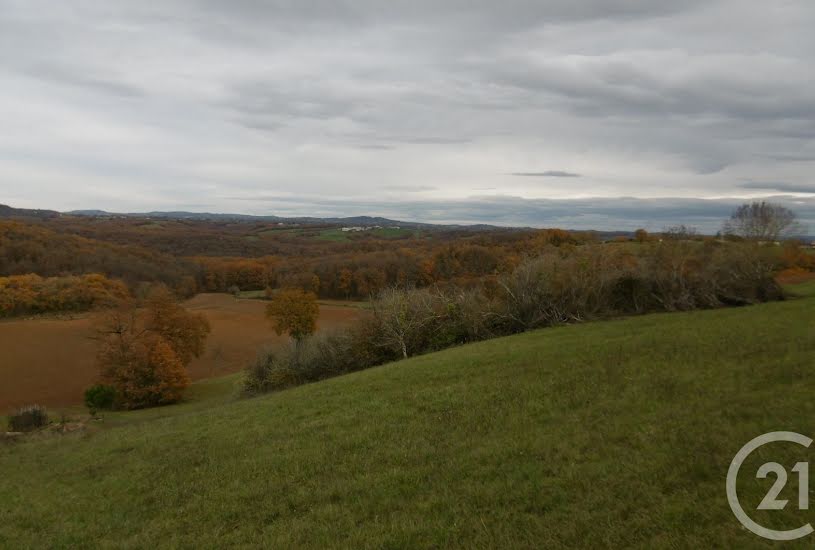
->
0;294;367;411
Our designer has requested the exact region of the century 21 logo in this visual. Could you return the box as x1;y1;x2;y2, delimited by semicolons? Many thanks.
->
727;431;812;541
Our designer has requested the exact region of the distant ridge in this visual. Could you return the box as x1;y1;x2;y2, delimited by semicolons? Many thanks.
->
65;209;504;231
0;204;60;219
8;204;639;237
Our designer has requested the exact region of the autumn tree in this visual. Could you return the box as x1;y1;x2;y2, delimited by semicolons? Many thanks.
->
338;268;353;298
0;273;129;317
723;201;801;242
265;288;319;344
143;286;210;364
634;229;649;243
93;290;210;409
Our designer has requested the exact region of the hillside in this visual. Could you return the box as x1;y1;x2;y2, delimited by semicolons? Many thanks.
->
1;287;814;548
66;209;494;231
0;204;60;220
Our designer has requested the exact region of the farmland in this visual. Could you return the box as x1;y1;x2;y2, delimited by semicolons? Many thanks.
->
0;294;366;410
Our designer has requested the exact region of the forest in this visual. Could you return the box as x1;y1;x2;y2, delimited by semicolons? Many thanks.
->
2;208;814;319
0;213;596;313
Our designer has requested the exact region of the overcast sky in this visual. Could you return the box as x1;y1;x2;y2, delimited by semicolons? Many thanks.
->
1;1;814;231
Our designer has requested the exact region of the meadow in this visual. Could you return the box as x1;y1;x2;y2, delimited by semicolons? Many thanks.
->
1;283;813;548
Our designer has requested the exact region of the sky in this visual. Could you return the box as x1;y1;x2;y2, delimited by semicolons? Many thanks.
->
1;0;814;232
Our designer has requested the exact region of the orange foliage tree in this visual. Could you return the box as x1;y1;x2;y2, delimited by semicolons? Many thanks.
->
93;287;211;409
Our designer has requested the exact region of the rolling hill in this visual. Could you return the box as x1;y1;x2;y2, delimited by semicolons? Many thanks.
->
0;204;60;220
1;284;814;548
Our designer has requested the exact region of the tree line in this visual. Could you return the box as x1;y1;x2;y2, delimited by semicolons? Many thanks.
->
0;273;129;317
246;237;786;395
1;201;811;319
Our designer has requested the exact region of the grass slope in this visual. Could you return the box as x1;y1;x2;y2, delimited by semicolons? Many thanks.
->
1;290;814;548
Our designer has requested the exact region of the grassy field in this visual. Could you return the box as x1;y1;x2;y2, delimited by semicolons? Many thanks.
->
237;289;371;309
315;227;419;241
1;287;814;548
315;228;352;241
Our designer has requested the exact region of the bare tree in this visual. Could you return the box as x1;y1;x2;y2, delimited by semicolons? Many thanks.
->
662;225;698;240
723;201;800;241
371;287;438;359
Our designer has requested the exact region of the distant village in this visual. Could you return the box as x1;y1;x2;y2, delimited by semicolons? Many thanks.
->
340;225;397;232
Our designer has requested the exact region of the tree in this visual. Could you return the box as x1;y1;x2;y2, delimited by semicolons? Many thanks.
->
723;201;800;242
92;290;210;409
338;268;353;298
265;288;319;343
634;229;649;243
371;287;438;359
143;286;210;364
662;225;698;240
99;336;189;408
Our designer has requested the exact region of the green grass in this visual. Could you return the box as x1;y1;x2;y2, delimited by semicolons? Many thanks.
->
783;278;815;298
314;227;419;241
235;289;267;299
315;228;352;241
236;290;369;309
257;227;303;235
1;292;814;548
368;227;418;239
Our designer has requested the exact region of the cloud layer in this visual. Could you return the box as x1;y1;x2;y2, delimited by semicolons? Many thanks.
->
1;1;813;229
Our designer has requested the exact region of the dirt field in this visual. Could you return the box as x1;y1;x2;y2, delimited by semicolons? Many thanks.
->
0;294;367;410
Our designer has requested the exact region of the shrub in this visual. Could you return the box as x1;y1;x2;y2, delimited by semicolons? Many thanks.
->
84;384;117;414
243;329;389;397
8;405;48;432
243;351;300;395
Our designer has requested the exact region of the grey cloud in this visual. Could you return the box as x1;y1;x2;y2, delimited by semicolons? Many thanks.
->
19;63;145;98
188;0;708;33
511;171;580;177
739;182;815;194
356;144;394;150
383;185;437;192
2;1;815;223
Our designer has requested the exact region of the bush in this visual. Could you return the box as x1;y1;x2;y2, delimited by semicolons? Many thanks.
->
243;329;388;396
84;384;116;414
243;351;300;395
8;405;48;432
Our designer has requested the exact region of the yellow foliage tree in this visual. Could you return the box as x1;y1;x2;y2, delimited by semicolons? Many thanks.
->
265;288;319;343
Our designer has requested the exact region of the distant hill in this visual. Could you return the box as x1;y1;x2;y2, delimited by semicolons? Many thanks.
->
65;209;502;231
0;204;60;220
6;204;642;236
